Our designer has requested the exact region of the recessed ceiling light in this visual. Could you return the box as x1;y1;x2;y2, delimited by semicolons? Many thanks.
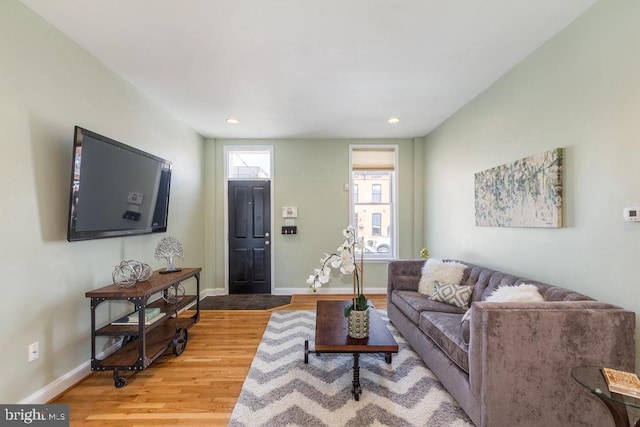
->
226;118;240;124
387;117;400;124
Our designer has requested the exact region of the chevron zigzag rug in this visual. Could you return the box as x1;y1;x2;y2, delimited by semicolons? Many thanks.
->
229;310;474;427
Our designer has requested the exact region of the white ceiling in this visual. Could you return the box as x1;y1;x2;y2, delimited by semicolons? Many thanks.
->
19;0;597;139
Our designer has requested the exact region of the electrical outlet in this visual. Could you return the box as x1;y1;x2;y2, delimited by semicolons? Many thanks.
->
28;342;39;362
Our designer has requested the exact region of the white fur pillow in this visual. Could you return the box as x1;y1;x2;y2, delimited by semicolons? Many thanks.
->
418;259;467;296
485;283;544;303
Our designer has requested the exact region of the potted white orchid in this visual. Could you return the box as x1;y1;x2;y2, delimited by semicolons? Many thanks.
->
306;225;369;337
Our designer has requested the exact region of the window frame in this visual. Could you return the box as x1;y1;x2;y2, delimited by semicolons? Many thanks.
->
371;183;382;203
349;144;398;261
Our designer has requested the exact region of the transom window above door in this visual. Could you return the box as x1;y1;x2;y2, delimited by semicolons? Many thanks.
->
227;149;271;179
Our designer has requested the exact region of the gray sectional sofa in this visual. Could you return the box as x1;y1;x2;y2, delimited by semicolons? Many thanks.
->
387;259;636;427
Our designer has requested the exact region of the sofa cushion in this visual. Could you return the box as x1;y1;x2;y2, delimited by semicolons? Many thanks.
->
418;259;468;296
418;311;469;373
429;281;473;309
391;290;466;324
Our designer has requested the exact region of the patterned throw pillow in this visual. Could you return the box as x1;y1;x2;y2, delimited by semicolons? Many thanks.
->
429;281;473;310
418;259;468;296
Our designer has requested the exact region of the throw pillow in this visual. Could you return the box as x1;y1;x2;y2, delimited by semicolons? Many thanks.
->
485;283;545;303
418;258;468;296
460;284;544;345
429;281;473;310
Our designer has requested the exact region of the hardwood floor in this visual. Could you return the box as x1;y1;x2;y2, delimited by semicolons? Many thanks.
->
51;294;387;426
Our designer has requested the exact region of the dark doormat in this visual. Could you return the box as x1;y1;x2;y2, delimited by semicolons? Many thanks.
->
199;295;292;310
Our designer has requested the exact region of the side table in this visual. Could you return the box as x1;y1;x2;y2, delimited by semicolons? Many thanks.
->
572;366;640;427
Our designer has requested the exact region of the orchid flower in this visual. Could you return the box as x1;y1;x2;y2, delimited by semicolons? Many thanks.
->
306;225;366;317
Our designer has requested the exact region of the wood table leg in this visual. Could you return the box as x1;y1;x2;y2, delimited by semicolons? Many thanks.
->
351;353;361;401
594;393;631;427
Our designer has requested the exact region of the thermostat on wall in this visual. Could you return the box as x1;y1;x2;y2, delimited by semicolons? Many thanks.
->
282;207;298;218
623;207;640;222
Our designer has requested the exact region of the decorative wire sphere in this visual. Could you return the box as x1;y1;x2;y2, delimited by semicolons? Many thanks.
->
112;260;152;288
163;282;185;303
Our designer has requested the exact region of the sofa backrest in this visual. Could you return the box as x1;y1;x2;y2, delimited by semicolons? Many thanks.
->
453;261;594;303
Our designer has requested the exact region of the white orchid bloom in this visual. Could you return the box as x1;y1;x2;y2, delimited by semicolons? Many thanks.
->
318;270;331;284
306;226;365;299
343;225;357;241
340;264;355;275
339;251;355;274
339;248;352;262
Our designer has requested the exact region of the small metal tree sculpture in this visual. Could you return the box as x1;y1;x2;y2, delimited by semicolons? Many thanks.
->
154;236;184;274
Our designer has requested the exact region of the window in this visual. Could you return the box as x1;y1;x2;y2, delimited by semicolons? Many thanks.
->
371;184;381;203
350;145;398;260
371;213;381;236
226;149;271;179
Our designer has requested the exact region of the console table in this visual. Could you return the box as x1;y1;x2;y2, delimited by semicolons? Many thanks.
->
572;366;640;427
86;268;201;387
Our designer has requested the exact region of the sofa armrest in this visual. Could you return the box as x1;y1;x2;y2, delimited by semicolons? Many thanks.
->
387;260;424;301
468;301;635;426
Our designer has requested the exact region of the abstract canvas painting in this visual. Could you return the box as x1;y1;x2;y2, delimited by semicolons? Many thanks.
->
475;148;563;228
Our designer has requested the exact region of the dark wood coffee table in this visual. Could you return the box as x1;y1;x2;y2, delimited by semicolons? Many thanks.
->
304;300;399;400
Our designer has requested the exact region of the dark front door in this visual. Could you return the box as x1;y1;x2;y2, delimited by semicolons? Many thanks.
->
228;180;271;294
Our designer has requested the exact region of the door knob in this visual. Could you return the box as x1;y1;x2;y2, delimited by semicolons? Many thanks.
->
265;232;270;237
265;241;270;245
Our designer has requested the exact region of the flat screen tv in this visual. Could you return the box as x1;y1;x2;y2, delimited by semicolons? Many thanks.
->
67;126;172;242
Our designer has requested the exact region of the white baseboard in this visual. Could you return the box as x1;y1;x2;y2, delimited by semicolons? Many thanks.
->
20;361;90;404
19;340;123;404
199;288;386;296
272;287;387;295
200;288;227;297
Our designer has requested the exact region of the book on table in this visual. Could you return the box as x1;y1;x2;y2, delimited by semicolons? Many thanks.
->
112;308;165;325
602;367;640;398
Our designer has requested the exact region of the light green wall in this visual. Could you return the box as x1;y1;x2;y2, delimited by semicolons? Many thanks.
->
6;0;637;404
0;0;205;403
206;138;425;293
424;0;640;367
